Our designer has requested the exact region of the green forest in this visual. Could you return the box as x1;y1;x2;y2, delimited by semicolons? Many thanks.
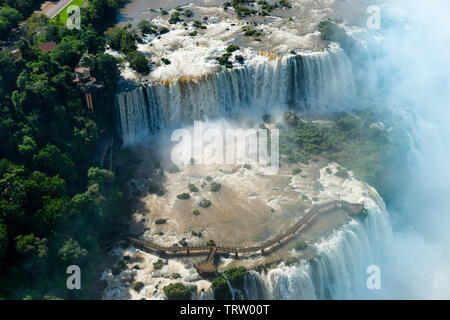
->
0;0;129;299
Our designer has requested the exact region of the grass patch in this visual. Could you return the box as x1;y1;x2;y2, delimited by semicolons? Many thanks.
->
52;0;86;24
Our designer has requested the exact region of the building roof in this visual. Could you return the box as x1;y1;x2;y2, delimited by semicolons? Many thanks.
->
75;67;91;74
37;41;56;53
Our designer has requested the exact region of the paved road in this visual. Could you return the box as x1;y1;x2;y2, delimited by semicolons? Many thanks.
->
39;0;73;19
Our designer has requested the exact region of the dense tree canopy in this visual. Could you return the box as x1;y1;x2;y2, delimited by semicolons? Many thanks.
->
0;0;127;300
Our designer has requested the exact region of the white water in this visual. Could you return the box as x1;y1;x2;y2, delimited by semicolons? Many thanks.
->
242;200;392;300
111;8;403;299
116;44;356;144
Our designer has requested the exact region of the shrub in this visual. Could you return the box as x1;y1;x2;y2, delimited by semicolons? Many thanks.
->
243;164;251;170
106;25;139;53
167;165;180;173
189;31;197;36
223;267;248;291
294;240;307;251
335;168;349;179
226;45;240;53
244;29;256;36
179;239;188;247
161;57;171;65
138;20;157;34
155;219;167;225
326;168;332;174
301;195;309;200
235;55;244;64
163;282;193;300
169;12;182;24
153;259;164;270
172;273;181;279
193;210;200;216
199;199;211;208
292;168;302;175
126;51;150;75
158;27;169;34
188;184;199;192
318;20;346;42
177;193;190;200
205;176;213;182
279;0;292;8
157;231;164;236
133;281;144;291
210;182;221;192
206;240;215;246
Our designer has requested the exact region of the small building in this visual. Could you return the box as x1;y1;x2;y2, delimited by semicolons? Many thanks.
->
73;66;104;111
37;41;56;53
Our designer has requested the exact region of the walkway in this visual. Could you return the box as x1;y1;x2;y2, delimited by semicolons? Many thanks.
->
128;200;365;273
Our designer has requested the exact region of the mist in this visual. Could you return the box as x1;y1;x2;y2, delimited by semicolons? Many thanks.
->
373;0;450;299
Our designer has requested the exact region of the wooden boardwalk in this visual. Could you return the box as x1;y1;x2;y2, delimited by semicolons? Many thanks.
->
128;200;364;273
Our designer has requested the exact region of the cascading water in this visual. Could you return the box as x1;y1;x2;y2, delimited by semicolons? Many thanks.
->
243;200;392;300
115;44;356;144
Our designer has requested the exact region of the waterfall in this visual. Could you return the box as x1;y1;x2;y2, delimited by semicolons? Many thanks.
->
115;45;356;144
243;200;393;300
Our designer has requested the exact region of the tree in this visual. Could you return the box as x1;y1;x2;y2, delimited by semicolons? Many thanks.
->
211;275;231;300
80;25;105;54
126;50;149;75
32;197;67;235
51;36;82;67
0;220;7;265
0;6;22;39
87;167;113;189
138;20;157;34
58;238;87;263
17;135;37;158
105;25;139;53
15;233;48;259
0;50;23;95
33;144;76;183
